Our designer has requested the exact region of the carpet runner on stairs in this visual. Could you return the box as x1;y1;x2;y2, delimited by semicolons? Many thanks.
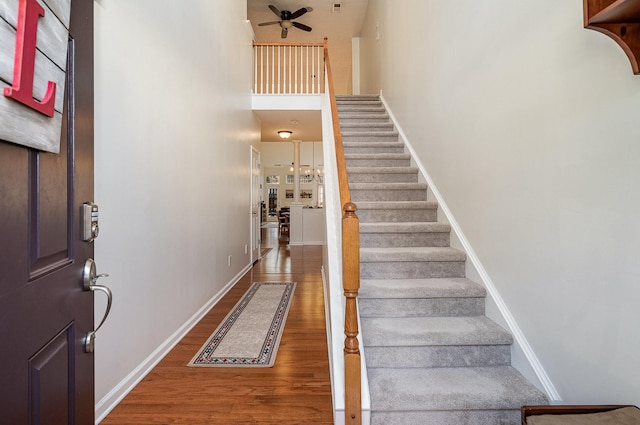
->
337;95;548;425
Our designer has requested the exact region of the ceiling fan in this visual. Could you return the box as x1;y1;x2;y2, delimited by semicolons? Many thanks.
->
258;4;313;39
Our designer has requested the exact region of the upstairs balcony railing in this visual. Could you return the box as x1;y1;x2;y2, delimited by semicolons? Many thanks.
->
252;39;362;425
253;42;325;94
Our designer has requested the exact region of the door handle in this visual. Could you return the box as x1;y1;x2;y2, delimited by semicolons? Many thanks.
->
82;258;112;353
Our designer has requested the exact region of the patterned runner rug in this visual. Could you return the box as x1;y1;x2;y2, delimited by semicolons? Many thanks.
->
188;282;296;367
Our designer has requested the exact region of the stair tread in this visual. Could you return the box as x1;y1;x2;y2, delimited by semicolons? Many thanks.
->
350;182;427;190
346;153;410;158
368;366;547;411
339;114;389;120
360;278;486;298
342;130;399;136
340;122;394;128
338;109;391;117
338;106;385;111
360;222;450;233
337;101;382;106
356;201;438;209
362;316;512;346
336;94;379;98
347;167;418;174
361;246;466;262
343;141;403;147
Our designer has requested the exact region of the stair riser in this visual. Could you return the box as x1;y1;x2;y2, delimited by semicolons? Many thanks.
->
339;118;390;126
336;100;381;106
359;296;484;317
348;173;418;183
357;208;438;223
341;124;395;131
339;111;387;117
346;158;411;167
344;147;404;154
360;232;450;248
337;105;383;110
370;409;521;425
363;345;511;368
337;107;385;113
336;97;382;106
361;261;465;279
344;145;405;154
351;189;427;202
336;96;379;101
342;135;400;143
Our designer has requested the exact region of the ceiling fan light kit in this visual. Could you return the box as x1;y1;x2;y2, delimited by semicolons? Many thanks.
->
258;4;314;38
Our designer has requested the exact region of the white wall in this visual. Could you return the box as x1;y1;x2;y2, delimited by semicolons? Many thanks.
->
360;0;640;404
94;0;260;419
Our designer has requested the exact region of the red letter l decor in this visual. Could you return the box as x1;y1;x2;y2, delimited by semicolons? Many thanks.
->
4;0;56;117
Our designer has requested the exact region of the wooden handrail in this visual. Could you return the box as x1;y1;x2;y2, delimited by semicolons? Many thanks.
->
324;37;362;425
324;40;350;207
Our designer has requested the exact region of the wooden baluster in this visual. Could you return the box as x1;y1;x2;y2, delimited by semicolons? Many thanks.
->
260;45;264;94
343;202;361;425
288;45;292;94
312;45;316;94
266;45;270;94
306;45;309;94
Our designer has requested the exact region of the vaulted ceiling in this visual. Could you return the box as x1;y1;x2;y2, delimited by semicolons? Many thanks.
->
247;0;369;145
247;0;369;43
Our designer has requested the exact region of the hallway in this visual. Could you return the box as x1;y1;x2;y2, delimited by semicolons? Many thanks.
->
101;227;333;424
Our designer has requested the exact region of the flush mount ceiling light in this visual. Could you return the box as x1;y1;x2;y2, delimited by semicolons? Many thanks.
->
278;130;293;139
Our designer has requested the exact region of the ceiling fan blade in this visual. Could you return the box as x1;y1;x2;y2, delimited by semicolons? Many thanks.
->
290;7;313;20
281;28;288;39
258;21;281;26
292;22;312;32
268;4;282;18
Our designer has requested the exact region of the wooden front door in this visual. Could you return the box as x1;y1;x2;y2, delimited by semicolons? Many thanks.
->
0;0;95;422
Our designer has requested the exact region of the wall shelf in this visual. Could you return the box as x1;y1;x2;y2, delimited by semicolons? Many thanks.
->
584;0;640;74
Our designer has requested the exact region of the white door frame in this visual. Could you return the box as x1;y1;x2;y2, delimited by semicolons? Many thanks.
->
250;146;261;263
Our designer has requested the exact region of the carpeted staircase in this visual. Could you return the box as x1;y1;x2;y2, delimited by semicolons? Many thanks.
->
336;95;548;425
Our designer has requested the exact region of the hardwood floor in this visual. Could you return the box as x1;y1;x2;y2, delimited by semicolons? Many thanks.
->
101;226;334;424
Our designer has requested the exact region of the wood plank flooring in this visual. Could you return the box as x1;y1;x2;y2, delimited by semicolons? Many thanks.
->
100;226;334;424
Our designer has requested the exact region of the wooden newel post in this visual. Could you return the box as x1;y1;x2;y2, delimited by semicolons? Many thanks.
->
342;201;361;425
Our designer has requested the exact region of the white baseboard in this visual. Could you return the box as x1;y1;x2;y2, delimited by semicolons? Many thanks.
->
333;408;371;425
95;264;252;423
303;240;324;245
379;93;561;402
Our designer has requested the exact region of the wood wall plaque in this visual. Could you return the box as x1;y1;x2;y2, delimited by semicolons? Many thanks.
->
0;0;71;153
